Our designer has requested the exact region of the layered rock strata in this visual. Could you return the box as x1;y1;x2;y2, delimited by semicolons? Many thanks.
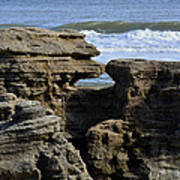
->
1;27;180;180
84;59;180;179
0;27;104;115
0;93;92;180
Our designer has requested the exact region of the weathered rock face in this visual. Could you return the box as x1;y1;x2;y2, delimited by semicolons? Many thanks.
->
86;120;139;180
0;27;98;57
85;59;180;180
0;27;104;115
1;27;180;180
0;93;92;180
66;87;118;138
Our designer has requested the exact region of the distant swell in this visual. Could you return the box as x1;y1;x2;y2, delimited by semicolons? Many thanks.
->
2;21;180;34
53;21;180;33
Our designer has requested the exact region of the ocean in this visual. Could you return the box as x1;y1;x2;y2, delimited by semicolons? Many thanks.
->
1;0;180;86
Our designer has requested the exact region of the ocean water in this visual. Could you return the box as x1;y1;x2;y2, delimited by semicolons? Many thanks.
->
1;0;180;86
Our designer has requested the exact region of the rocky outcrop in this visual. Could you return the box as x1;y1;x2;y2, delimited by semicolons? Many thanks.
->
0;27;104;115
0;27;106;180
0;93;92;180
85;59;180;180
1;27;180;180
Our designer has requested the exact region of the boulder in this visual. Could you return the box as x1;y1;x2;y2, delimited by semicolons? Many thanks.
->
86;120;140;180
0;93;92;180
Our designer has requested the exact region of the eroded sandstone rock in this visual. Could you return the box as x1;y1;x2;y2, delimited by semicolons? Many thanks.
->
0;27;104;115
86;120;140;180
0;27;98;57
1;27;180;180
85;59;180;180
0;93;92;180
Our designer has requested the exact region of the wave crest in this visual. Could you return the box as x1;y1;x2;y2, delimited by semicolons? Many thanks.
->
53;21;180;34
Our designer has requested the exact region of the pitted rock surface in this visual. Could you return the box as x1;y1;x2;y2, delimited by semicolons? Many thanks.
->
0;27;98;57
0;93;92;180
84;59;180;180
0;27;104;115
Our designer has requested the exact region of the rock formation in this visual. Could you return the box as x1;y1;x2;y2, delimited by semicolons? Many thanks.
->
0;27;104;115
0;93;92;180
0;27;104;180
85;59;180;180
1;27;180;180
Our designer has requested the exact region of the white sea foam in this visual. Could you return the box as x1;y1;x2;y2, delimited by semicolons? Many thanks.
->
81;29;180;62
77;29;180;86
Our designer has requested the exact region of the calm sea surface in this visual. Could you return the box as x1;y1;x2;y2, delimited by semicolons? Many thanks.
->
1;0;180;85
1;0;180;27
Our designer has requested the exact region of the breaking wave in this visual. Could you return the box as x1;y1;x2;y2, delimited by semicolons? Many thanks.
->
53;21;180;34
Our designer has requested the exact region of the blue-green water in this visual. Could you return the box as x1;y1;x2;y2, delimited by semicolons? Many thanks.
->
1;0;180;85
1;0;180;28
